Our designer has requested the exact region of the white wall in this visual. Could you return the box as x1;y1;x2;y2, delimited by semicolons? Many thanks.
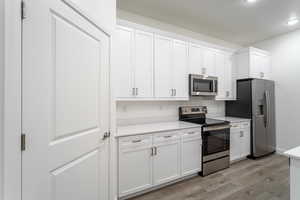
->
254;29;300;152
117;98;225;126
0;0;4;198
117;9;241;50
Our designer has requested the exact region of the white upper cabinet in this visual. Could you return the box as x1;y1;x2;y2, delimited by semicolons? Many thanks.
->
172;40;189;98
215;52;236;100
203;47;216;76
189;43;216;76
154;35;173;98
114;26;154;99
154;36;189;99
134;30;154;98
235;47;272;80
189;43;204;75
114;26;134;98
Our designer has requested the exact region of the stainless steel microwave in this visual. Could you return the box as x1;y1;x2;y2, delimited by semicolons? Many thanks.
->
189;74;218;96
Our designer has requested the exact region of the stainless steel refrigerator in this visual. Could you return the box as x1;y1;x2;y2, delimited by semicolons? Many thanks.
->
226;79;276;158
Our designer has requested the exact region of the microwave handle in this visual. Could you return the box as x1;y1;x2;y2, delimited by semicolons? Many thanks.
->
214;80;218;93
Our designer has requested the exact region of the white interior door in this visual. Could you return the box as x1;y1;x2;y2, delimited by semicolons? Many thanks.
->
22;1;111;200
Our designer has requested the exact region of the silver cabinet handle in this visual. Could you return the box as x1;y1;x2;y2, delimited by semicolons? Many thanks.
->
170;89;173;96
164;135;172;138
226;91;230;97
151;147;154;156
154;147;157;155
132;139;142;143
188;132;195;135
174;89;176;96
240;131;244;137
136;88;138;96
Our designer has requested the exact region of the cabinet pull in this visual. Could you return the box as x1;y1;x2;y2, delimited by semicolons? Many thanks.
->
151;147;154;156
188;132;195;135
171;89;174;96
226;91;230;97
132;139;142;143
174;89;176;96
164;135;172;138
136;88;138;96
240;131;244;137
154;147;157;155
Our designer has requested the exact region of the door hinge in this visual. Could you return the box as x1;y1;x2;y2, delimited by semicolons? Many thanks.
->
103;131;111;140
21;134;26;151
21;1;26;20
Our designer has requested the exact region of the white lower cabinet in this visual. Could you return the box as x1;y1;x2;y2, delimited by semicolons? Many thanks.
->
118;135;153;197
230;121;251;162
118;128;202;198
181;129;202;176
153;133;181;185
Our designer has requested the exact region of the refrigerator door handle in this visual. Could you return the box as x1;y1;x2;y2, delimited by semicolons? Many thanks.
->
264;91;270;128
266;90;271;128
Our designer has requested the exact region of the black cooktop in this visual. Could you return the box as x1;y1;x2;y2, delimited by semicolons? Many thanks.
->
181;117;229;127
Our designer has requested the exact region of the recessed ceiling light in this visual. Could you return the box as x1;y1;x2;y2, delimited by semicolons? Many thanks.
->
246;0;257;3
287;18;299;26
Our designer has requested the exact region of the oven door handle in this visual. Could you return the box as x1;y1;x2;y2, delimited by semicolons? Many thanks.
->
202;125;231;132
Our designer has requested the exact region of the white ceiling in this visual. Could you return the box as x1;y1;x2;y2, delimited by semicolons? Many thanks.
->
117;0;300;45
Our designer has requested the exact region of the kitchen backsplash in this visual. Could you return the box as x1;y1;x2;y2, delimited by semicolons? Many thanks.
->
116;97;225;126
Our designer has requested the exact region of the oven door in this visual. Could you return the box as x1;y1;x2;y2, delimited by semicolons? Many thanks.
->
202;125;230;156
189;74;217;96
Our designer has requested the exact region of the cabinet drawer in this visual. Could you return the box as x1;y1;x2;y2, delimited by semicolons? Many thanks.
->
153;131;180;144
182;128;202;140
230;123;242;130
119;135;152;150
241;121;251;129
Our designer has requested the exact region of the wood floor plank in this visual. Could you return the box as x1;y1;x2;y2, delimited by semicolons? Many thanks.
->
130;154;289;200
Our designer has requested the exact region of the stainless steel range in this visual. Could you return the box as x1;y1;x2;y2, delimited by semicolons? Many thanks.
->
179;106;231;176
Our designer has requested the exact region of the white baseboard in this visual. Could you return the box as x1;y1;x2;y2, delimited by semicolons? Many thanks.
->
276;148;287;155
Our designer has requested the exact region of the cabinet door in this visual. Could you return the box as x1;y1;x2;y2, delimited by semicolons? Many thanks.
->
153;134;181;185
240;123;251;158
224;55;234;99
154;35;173;98
118;136;153;197
114;26;134;98
250;53;263;79
230;127;241;162
134;30;154;98
261;55;271;79
181;130;202;176
189;43;204;74
172;40;189;98
203;47;216;76
215;52;226;99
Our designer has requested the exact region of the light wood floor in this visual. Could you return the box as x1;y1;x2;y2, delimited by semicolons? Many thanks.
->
131;154;289;200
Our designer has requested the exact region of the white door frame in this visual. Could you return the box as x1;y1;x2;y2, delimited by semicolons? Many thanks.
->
3;0;22;199
3;1;116;200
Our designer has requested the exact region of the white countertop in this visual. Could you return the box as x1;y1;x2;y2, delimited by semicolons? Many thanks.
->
212;116;251;123
285;146;300;160
117;121;202;137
